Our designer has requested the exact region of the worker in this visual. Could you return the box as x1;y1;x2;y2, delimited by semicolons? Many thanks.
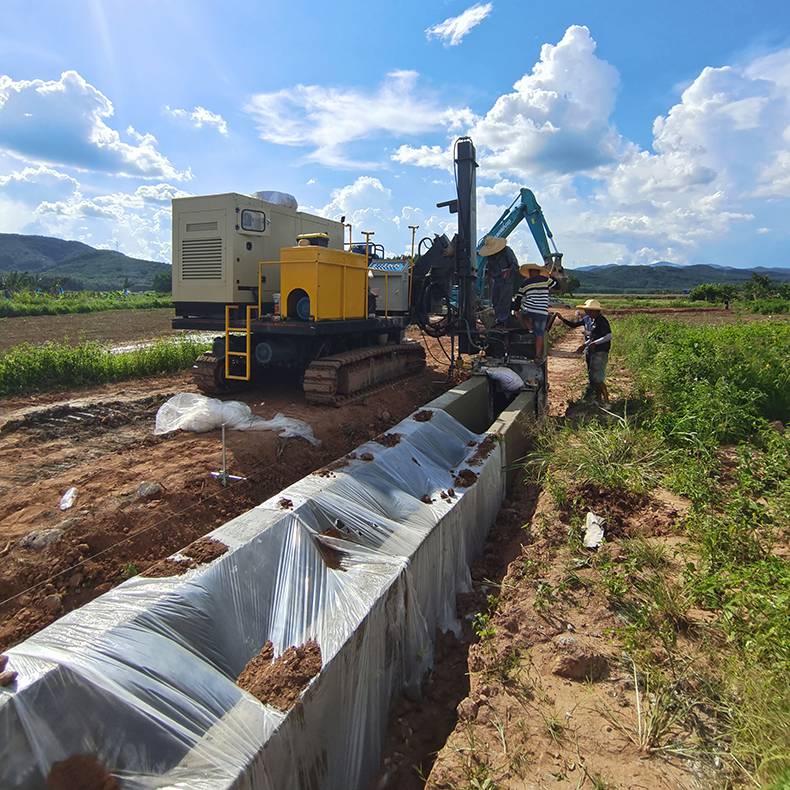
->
479;236;518;327
565;298;612;403
516;263;557;360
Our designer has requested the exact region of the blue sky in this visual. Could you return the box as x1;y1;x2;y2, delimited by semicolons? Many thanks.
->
1;0;789;269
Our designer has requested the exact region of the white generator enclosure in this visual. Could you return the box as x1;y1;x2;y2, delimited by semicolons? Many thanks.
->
172;193;344;311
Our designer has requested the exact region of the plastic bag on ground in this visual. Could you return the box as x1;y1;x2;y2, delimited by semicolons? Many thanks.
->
154;393;319;445
59;487;77;510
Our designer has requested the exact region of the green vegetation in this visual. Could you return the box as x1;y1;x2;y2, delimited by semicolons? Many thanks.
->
574;263;790;294
690;274;790;312
527;316;789;786
0;337;209;396
0;289;172;317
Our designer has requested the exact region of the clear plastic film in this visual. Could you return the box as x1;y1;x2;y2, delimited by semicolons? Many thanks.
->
0;405;503;789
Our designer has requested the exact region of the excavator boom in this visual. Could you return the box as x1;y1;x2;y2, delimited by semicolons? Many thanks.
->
476;187;566;293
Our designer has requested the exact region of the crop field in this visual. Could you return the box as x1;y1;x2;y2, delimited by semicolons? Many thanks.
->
0;336;210;396
0;290;171;318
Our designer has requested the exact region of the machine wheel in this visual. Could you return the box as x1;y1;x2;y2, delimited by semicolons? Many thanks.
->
191;352;245;396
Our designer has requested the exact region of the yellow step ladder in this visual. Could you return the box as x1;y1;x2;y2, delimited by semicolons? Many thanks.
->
224;304;257;381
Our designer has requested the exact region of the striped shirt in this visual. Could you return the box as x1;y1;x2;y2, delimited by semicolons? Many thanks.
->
518;275;556;315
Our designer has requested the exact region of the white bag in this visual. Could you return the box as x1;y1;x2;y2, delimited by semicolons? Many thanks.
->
154;393;319;445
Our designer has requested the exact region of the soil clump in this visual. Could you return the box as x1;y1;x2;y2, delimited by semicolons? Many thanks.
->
237;639;323;711
46;754;119;790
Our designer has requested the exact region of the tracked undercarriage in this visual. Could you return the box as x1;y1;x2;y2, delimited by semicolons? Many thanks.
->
192;343;426;405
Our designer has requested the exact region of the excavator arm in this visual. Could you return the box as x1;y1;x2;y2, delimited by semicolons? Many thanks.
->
475;187;567;294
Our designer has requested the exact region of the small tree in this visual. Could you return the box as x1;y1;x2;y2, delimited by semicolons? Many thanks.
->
565;274;581;296
690;283;737;303
152;271;172;293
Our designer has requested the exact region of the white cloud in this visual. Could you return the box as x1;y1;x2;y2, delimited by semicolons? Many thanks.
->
394;27;790;265
166;105;228;135
0;71;189;180
245;70;472;168
0;165;78;203
425;3;493;47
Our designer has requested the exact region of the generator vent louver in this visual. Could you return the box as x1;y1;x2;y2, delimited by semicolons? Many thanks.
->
181;238;223;280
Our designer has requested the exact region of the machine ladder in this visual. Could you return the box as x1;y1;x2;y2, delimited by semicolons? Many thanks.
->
224;304;258;381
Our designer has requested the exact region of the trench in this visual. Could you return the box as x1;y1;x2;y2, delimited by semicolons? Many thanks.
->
0;373;543;789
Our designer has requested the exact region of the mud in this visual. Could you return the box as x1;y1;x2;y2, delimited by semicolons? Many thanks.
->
46;754;119;790
413;410;433;422
278;498;294;510
140;557;195;578
467;435;497;466
237;639;323;712
373;433;401;447
453;469;478;488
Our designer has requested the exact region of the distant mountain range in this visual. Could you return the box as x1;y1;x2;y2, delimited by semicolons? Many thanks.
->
570;263;790;293
0;233;168;290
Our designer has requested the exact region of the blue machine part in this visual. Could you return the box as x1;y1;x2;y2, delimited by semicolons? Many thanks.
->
368;259;410;273
296;295;311;321
475;188;560;296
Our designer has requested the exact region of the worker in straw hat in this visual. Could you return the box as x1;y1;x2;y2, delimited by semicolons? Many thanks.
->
479;235;519;326
516;262;559;361
556;299;612;403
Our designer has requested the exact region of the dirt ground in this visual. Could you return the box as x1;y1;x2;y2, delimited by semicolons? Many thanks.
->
372;319;716;790
0;307;176;351
0;340;455;652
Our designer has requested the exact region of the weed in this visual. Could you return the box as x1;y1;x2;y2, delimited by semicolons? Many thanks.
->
121;562;139;579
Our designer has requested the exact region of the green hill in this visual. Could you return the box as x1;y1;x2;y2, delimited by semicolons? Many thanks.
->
572;263;790;293
0;233;169;290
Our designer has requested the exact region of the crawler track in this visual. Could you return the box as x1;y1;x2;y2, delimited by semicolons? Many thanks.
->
191;353;246;396
303;343;426;406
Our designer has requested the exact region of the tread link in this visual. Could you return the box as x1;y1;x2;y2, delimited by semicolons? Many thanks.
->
303;343;426;406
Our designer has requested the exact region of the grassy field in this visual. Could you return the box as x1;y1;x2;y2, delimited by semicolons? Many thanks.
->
0;290;171;318
572;294;790;313
0;336;209;396
528;316;790;786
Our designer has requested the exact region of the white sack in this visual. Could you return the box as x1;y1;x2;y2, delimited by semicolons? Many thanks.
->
154;393;319;445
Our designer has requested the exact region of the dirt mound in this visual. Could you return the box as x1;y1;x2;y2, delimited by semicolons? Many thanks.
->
374;433;401;447
237;640;323;711
141;537;228;578
47;754;118;790
453;469;478;488
467;435;497;466
183;536;228;564
413;410;433;422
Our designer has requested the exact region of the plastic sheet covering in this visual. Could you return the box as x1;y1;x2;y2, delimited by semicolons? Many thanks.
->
0;406;503;789
154;392;320;444
254;190;298;210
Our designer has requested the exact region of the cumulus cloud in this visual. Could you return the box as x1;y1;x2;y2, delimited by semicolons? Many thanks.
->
0;165;78;203
245;70;472;168
166;105;229;135
393;27;790;264
425;3;493;47
0;71;189;180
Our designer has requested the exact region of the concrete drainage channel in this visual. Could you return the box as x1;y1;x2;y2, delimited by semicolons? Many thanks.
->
0;377;539;789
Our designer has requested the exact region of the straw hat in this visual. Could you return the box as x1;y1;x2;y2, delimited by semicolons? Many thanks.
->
519;262;551;277
478;235;507;257
576;298;603;311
